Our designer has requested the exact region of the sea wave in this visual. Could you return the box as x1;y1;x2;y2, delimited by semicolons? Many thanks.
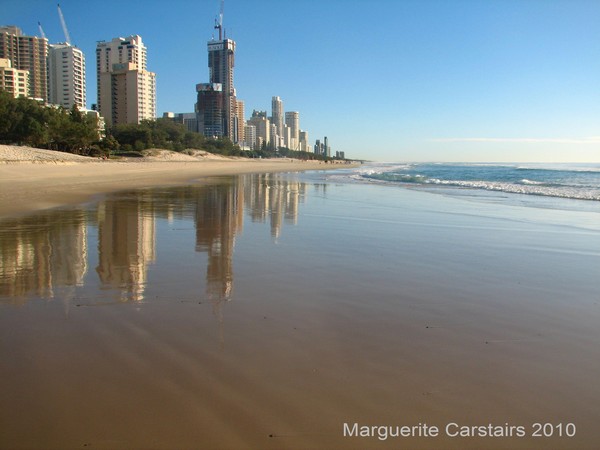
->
361;170;600;201
516;165;600;174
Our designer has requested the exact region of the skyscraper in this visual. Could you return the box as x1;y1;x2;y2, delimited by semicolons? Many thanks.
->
236;99;245;144
299;130;309;152
0;26;48;100
285;111;299;150
271;96;284;137
247;110;270;148
47;43;86;108
196;15;237;141
96;35;156;125
196;83;224;137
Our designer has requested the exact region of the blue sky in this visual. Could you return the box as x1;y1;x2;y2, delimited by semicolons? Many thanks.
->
3;0;600;162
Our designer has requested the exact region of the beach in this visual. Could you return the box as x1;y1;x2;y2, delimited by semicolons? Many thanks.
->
1;154;599;449
0;145;350;218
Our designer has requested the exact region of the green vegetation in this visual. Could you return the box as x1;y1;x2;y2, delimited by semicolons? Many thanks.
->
0;90;244;157
0;89;347;161
0;90;101;154
110;119;244;156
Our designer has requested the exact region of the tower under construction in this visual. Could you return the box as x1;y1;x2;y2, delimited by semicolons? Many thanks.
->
196;1;238;141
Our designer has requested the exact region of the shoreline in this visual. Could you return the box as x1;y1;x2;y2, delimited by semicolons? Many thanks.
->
0;146;357;219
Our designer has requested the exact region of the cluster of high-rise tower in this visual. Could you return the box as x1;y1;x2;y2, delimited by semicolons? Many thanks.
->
0;23;155;127
0;25;86;110
1;6;338;156
179;14;327;154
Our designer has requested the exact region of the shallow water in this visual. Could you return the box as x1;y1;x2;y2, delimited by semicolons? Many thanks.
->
1;171;600;449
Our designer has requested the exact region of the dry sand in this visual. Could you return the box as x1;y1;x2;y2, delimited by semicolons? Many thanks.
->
0;145;355;218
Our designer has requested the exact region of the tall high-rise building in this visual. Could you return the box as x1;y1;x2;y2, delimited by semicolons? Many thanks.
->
247;110;270;148
196;16;237;141
96;35;156;125
196;83;224;138
236;99;245;144
243;124;256;149
271;96;284;136
299;130;309;152
270;123;279;150
285;111;299;150
0;26;48;100
48;43;86;108
0;58;29;98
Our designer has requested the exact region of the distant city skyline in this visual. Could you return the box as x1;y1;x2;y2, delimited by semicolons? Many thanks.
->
2;0;599;162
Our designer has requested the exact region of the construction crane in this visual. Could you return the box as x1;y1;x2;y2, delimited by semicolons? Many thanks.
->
37;21;46;39
57;3;72;45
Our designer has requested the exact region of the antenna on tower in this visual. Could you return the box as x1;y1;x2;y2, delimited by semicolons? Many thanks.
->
38;22;46;40
57;3;72;45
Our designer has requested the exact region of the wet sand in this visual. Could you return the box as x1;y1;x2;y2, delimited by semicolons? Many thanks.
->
1;173;599;449
0;156;343;218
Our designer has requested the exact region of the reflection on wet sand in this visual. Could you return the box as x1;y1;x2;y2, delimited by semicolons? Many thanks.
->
96;193;156;302
0;210;87;304
0;173;308;307
245;173;306;238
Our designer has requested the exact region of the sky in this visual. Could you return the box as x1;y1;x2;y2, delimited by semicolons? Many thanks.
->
2;0;600;162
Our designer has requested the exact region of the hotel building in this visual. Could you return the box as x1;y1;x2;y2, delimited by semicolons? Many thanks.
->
96;35;156;125
0;26;48;100
247;110;270;148
47;43;86;108
285;111;299;150
0;58;28;98
271;96;284;137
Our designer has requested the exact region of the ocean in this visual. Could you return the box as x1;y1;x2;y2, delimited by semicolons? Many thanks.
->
339;162;600;204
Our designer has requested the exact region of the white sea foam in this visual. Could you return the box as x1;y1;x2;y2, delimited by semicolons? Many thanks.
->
357;163;413;176
520;179;545;185
350;163;600;202
424;179;600;201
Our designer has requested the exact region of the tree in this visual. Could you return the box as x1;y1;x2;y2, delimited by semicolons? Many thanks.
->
0;89;100;153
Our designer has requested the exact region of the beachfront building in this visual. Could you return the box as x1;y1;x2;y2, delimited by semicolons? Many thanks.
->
285;111;299;150
271;96;284;137
299;130;309;152
47;43;86;109
96;35;156;126
243;124;256;150
0;26;48;100
196;23;237;141
0;58;29;98
324;136;330;157
236;99;245;144
314;139;323;155
282;124;292;150
196;83;224;138
247;110;270;149
270;124;279;150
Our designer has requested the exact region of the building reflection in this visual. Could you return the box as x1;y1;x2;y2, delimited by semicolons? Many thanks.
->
0;210;87;304
194;179;243;316
0;173;308;308
244;173;306;239
95;192;156;302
